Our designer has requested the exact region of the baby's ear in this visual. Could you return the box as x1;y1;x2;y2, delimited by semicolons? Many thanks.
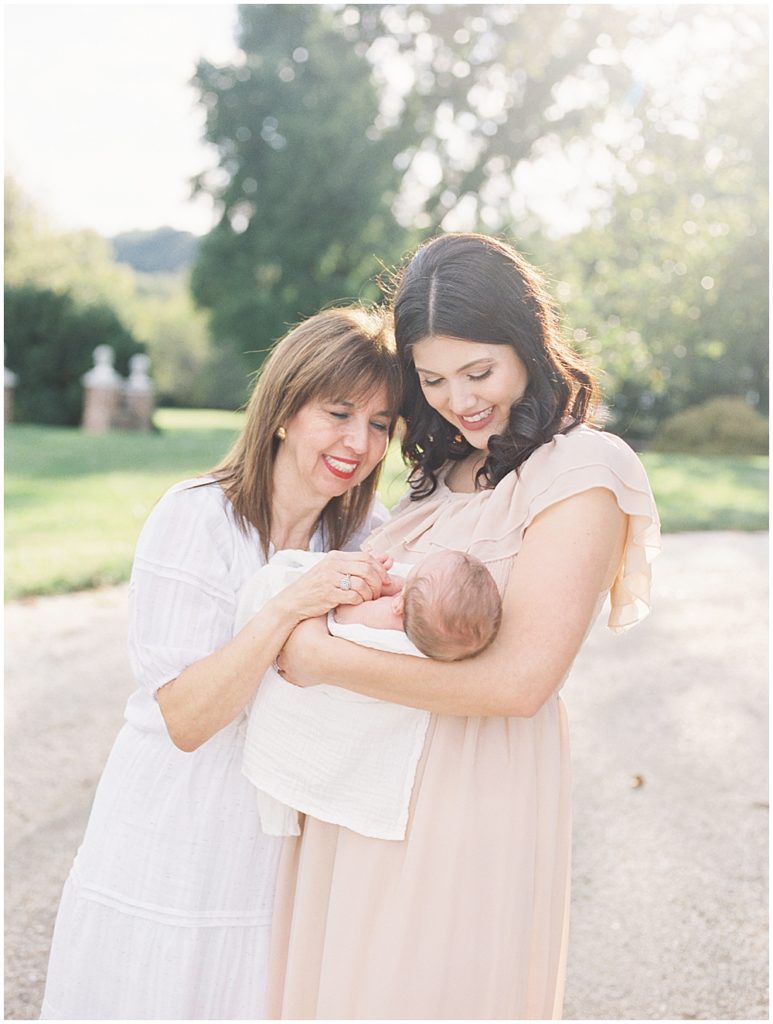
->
391;591;405;617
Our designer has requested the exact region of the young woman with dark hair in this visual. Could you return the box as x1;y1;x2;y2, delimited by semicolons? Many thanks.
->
395;231;598;495
268;234;661;1020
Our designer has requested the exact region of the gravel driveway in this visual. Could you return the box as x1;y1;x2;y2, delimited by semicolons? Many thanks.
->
5;532;768;1020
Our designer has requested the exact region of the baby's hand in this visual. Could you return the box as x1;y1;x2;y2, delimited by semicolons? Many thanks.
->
373;551;394;570
379;572;403;597
362;545;401;597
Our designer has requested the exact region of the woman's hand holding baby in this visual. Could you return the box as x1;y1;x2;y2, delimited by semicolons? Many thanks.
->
274;550;400;625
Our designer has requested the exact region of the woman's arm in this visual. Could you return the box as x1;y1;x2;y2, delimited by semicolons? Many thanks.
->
278;488;628;718
157;550;397;751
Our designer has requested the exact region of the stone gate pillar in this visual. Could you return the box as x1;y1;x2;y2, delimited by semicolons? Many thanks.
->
81;345;121;433
4;367;18;424
125;353;155;431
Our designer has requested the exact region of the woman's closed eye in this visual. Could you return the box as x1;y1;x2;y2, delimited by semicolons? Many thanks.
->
329;410;389;432
420;369;493;387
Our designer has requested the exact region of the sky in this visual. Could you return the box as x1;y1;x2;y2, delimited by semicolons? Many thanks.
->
4;3;240;237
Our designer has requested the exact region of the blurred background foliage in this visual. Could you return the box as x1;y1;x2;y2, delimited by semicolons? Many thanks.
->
4;3;768;450
4;284;144;426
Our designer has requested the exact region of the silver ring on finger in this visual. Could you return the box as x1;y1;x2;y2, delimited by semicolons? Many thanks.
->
339;573;351;591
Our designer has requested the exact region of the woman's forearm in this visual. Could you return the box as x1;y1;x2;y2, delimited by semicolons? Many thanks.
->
157;597;301;752
292;632;555;718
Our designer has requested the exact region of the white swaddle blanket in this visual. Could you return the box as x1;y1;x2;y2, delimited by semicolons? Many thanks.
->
236;550;430;841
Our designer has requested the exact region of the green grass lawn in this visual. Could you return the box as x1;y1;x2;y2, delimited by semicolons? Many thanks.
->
4;410;768;599
640;452;769;532
5;409;246;600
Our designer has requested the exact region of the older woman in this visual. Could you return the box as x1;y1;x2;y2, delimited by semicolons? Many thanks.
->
269;234;661;1020
40;307;402;1020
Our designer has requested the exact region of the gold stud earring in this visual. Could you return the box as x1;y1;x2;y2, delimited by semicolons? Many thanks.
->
275;426;287;441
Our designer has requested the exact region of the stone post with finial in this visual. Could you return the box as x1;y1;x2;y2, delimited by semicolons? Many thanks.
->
4;367;18;424
124;353;155;430
81;345;122;433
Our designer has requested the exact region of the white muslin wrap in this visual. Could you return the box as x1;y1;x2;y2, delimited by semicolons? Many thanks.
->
236;550;430;841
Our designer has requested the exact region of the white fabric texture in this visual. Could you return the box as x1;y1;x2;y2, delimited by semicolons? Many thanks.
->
40;478;387;1021
238;551;430;841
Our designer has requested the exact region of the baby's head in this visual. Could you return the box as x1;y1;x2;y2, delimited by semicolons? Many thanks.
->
398;550;502;661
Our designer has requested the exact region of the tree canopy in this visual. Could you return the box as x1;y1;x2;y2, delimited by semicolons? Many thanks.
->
190;5;411;402
541;8;768;437
191;4;768;426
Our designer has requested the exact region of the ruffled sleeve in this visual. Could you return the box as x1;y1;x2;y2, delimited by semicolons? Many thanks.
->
127;479;243;695
366;426;660;633
522;428;661;632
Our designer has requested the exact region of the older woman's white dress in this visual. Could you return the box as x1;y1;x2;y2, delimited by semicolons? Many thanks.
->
40;478;384;1021
267;426;660;1020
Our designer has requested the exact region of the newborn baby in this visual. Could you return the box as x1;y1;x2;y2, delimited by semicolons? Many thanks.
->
333;548;502;660
236;548;502;840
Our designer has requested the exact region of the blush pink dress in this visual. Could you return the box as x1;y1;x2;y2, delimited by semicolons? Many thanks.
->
266;426;660;1020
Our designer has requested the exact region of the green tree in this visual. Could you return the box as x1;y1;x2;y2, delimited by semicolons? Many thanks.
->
5;283;144;426
540;7;768;440
342;5;758;239
190;5;411;403
346;3;636;233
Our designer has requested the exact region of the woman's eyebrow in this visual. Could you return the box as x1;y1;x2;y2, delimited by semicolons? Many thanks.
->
414;357;495;374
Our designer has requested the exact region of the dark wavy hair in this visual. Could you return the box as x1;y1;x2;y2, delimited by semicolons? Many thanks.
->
391;232;599;498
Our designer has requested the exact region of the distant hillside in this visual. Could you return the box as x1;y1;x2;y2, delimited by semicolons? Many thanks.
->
111;227;200;274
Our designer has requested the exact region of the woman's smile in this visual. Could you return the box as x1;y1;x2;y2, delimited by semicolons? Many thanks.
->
322;454;360;479
457;405;496;431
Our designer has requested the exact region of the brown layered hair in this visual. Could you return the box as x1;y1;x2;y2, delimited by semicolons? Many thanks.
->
391;233;599;498
209;307;402;557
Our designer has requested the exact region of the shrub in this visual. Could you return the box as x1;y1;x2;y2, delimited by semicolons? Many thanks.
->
651;396;768;455
5;284;144;426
